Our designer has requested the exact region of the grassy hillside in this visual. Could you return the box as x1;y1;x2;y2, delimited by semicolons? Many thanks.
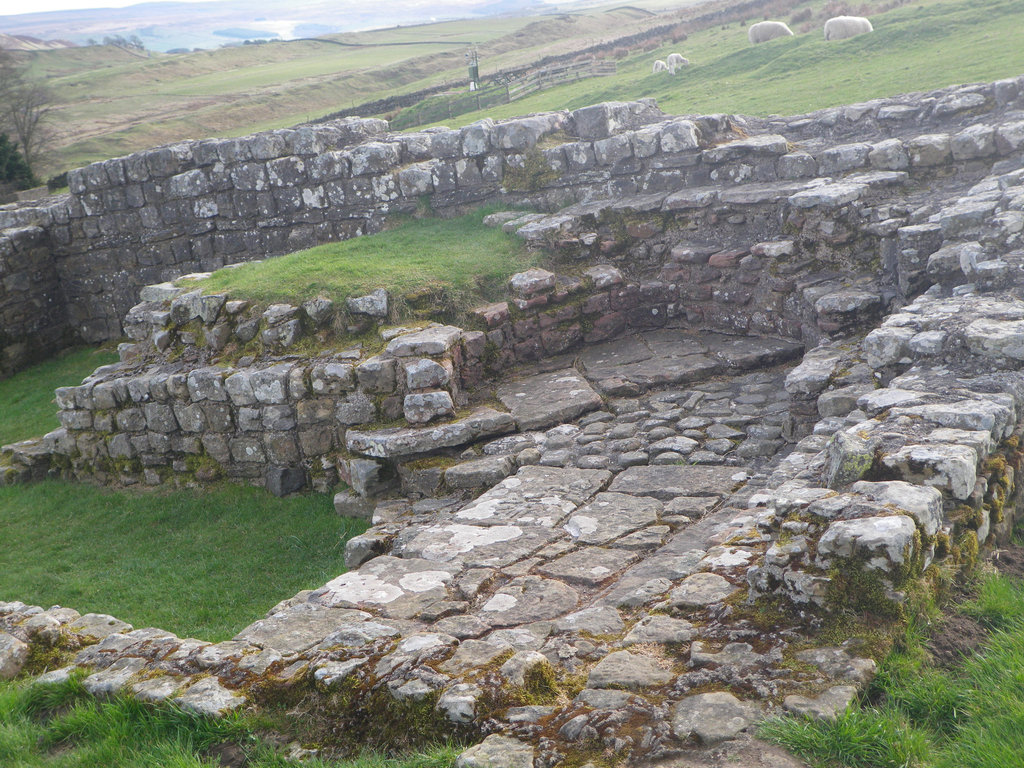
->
436;0;1024;124
33;9;660;174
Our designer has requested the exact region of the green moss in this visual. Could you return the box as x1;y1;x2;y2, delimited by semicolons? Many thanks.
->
184;453;223;482
253;673;473;757
22;638;77;677
502;146;560;192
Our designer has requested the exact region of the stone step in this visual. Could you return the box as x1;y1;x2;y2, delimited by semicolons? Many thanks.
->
345;407;515;458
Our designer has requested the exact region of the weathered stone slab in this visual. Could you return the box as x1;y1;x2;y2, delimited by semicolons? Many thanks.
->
0;632;28;679
788;181;866;209
440;640;510;675
622;615;695;645
537;546;639;587
497;369;603;430
346;408;515;458
880;444;978;500
719;181;812;204
480;576;579;627
590;355;721;388
456;735;534;768
587;650;674;689
784;685;858;721
554;605;625;635
83;657;147;696
609;465;744;500
395;522;562;568
454;466;611;527
234;604;372;653
174;677;246;716
384;325;463;356
705;333;803;368
564;492;662;545
67;613;133;641
312;556;457;620
578;335;653;370
672;691;762;744
849;481;943;536
817;515;917;569
669;572;740;608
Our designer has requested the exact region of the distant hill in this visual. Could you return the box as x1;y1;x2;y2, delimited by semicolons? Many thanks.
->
0;0;561;53
0;32;75;51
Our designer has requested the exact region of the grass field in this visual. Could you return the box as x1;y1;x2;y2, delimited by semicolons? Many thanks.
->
186;209;539;313
0;482;366;641
0;346;119;447
0;673;463;767
762;568;1024;768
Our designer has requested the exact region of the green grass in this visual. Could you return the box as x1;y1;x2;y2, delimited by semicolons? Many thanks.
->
0;673;463;767
417;0;1024;127
0;482;367;641
0;346;119;446
186;209;539;312
762;570;1024;768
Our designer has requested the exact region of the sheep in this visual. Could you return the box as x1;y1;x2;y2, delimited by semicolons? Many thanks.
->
824;15;873;41
747;20;794;44
653;59;669;73
666;52;690;73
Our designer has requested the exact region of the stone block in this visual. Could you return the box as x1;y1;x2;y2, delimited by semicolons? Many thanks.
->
265;465;307;497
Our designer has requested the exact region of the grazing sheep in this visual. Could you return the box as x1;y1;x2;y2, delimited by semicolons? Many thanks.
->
666;52;690;73
824;15;873;41
748;20;794;44
653;59;669;73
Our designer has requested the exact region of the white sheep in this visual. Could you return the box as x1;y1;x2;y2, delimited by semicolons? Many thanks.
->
653;59;669;73
824;15;873;41
747;20;794;44
666;52;690;73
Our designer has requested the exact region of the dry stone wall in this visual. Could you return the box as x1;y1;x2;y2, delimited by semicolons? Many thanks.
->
2;73;1024;378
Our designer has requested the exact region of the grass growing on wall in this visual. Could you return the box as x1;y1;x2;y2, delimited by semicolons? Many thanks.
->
0;673;464;767
188;209;539;311
761;570;1024;768
0;346;119;446
0;482;367;641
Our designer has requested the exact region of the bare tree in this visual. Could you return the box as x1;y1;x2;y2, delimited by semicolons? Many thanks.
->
0;51;55;180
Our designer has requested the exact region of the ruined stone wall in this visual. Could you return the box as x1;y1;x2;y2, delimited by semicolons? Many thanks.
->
3;73;1024;378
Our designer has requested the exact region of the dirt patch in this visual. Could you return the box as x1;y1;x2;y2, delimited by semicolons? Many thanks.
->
988;543;1024;581
926;611;989;669
202;742;248;768
927;540;1024;668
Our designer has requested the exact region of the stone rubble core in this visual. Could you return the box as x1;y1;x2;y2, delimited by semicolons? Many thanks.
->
1;72;1024;767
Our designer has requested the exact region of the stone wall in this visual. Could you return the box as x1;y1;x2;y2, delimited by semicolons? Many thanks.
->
2;73;1024;378
0;222;73;378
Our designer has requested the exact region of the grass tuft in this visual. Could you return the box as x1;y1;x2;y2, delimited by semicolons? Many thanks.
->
0;674;465;767
760;705;930;768
764;572;1024;768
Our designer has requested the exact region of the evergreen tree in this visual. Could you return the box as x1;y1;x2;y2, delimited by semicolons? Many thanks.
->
0;132;37;190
